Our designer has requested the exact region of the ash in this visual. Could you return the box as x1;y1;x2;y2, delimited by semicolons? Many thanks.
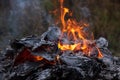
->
0;27;120;80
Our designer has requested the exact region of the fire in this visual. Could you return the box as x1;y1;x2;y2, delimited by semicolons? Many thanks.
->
96;47;103;58
34;56;43;61
58;0;103;58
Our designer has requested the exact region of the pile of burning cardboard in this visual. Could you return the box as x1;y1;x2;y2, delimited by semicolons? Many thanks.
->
0;0;120;80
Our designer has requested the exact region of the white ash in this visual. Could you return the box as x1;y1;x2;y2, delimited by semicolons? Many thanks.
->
46;26;61;41
96;37;108;48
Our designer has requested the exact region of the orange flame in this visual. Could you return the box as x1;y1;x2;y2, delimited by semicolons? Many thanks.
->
96;47;103;58
58;0;103;58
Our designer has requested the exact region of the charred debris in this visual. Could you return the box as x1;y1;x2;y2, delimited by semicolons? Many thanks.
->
0;27;120;80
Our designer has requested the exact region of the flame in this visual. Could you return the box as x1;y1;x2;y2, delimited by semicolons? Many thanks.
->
96;47;103;58
58;0;103;58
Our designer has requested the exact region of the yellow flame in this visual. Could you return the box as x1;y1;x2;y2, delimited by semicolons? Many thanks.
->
58;0;103;58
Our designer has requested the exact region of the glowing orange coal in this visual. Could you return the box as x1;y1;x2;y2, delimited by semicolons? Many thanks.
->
58;0;103;58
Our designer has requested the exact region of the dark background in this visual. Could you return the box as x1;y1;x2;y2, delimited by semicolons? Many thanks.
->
0;0;120;56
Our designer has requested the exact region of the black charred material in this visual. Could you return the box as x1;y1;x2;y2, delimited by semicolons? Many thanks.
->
0;27;120;80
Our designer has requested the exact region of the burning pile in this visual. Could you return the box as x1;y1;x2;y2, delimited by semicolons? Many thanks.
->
0;26;119;80
0;0;120;80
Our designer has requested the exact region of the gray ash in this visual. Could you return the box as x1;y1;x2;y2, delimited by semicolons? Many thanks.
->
0;27;120;80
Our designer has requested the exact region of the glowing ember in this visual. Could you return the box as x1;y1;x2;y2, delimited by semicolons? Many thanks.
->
58;0;103;58
56;55;60;60
34;56;43;61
